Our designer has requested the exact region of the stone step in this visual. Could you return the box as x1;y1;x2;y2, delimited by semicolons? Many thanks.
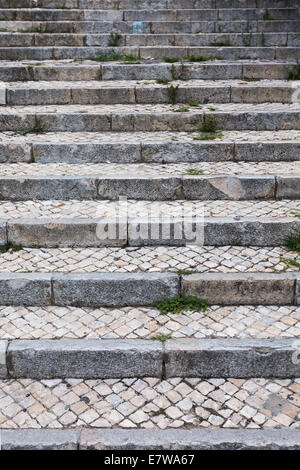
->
1;32;300;47
0;61;296;81
3;79;300;105
0;378;300;436
0;199;298;246
2;20;299;34
0;169;299;200
3;429;300;450
0;104;299;132
0;46;298;60
1;337;300;378
2;0;298;10
0;303;300;341
0;270;298;307
0;130;299;164
0;8;298;22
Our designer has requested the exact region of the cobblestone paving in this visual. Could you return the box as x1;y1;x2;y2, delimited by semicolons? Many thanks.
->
0;377;299;429
0;305;299;340
5;79;294;89
2;102;300;113
1;130;299;143
0;199;298;218
0;246;298;273
0;162;299;176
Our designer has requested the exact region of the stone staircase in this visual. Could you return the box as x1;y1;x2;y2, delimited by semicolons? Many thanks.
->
0;0;300;450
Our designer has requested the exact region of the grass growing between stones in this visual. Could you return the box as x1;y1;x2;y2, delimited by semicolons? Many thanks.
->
280;257;300;270
0;242;23;254
153;295;208;315
284;228;300;253
107;32;122;47
163;57;179;63
184;55;220;62
185;168;204;175
151;333;172;342
20;26;54;33
287;64;300;80
174;106;189;112
194;115;223;140
17;117;46;136
85;51;140;63
156;78;171;84
167;84;179;104
174;269;200;275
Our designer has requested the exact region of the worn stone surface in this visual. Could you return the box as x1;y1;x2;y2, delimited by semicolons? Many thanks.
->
182;272;296;305
164;338;300;378
0;340;8;378
52;272;180;306
7;339;163;378
1;429;79;450
0;273;52;306
80;428;300;450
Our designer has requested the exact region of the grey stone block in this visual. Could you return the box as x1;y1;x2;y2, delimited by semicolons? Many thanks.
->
0;219;7;246
102;64;172;80
242;63;289;80
0;143;32;163
7;339;163;378
182;272;296;305
1;429;80;450
231;85;292;104
184;63;242;79
183;175;275;200
80;428;300;450
52;272;180;307
97;176;182;200
8;218;126;248
32;65;101;81
0;340;8;378
0;273;52;306
0;176;98;200
142;142;234;163
235;142;300;162
204;217;298;246
165;338;300;378
7;88;71;106
33;143;141;164
276;176;300;199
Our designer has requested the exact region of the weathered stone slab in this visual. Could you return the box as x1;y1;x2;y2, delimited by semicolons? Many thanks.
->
52;272;180;306
0;340;8;378
182;272;296;305
276;176;300;199
165;338;300;378
0;273;52;306
1;429;79;450
7;339;163;378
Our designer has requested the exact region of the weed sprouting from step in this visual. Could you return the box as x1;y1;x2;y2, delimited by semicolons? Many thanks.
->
287;63;300;80
174;269;200;275
17;117;46;136
151;333;172;342
153;295;208;315
0;28;7;32
174;106;189;112
187;100;199;107
284;227;300;253
167;84;179;104
55;3;66;8
156;77;171;85
0;242;23;254
86;51;140;63
20;26;54;34
171;63;187;81
262;11;274;21
194;115;223;140
107;32;122;47
280;257;300;270
185;168;204;175
163;57;179;63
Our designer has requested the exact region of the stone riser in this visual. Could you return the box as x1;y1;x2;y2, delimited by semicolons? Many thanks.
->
0;46;298;60
2;141;298;164
0;110;299;132
1;0;298;10
0;9;299;22
2;32;300;47
3;84;299;106
0;62;295;82
0;175;298;201
2;20;299;33
0;217;297;247
1;428;300;451
1;336;300;378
